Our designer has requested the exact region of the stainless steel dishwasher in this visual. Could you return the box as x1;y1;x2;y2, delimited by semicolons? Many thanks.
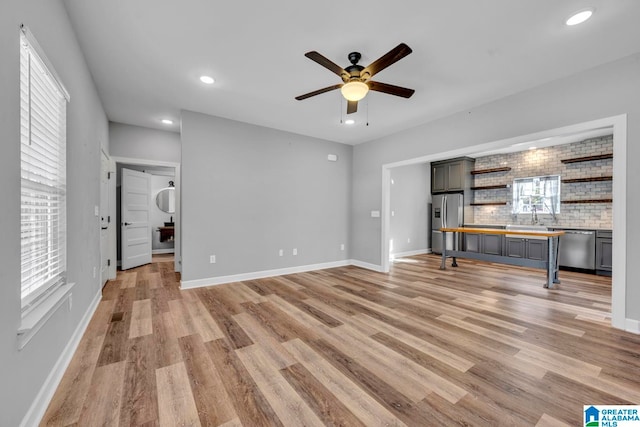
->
556;229;596;270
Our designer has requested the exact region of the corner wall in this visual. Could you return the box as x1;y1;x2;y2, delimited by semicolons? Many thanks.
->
389;164;430;257
0;1;108;425
180;111;352;284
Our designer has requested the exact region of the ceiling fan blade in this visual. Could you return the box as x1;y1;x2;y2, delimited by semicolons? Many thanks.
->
347;100;358;114
361;43;412;79
367;81;415;98
295;84;343;100
305;51;349;79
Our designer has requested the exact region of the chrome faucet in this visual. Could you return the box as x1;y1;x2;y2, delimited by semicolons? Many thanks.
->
531;205;538;225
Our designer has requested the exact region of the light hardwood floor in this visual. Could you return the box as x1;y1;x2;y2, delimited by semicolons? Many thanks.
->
42;254;640;426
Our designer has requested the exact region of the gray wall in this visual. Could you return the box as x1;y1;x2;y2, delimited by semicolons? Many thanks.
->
351;53;640;320
180;111;352;282
110;122;181;163
0;1;108;425
389;164;429;256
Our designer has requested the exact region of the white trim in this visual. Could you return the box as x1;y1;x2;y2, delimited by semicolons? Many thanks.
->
390;249;430;259
381;168;392;273
380;114;627;330
625;318;640;335
19;290;102;427
348;259;385;273
180;260;351;289
610;115;627;330
18;282;76;350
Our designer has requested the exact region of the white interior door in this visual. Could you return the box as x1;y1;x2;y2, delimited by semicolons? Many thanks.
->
121;168;152;270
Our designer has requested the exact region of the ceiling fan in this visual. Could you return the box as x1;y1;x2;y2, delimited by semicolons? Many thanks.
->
295;43;415;114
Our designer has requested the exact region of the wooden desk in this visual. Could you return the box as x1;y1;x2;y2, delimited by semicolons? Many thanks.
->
439;227;565;289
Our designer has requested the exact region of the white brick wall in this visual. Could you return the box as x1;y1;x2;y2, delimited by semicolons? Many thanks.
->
472;135;612;229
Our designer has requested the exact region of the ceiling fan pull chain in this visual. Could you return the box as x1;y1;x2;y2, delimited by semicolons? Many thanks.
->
366;97;369;127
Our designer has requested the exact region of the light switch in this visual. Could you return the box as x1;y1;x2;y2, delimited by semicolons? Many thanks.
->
94;205;100;216
371;210;380;218
327;154;338;162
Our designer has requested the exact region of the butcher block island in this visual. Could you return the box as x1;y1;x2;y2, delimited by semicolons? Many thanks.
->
439;226;565;289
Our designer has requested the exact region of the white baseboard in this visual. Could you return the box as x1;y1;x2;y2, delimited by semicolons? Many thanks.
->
152;249;175;255
20;290;102;427
348;259;385;272
390;248;429;259
181;259;352;289
625;318;640;334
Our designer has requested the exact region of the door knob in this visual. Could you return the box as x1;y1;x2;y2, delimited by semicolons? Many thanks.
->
124;222;132;226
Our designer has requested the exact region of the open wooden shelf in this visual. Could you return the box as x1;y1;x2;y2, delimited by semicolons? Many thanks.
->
470;202;508;206
561;199;612;204
560;154;613;164
471;184;509;190
562;176;612;183
470;167;511;175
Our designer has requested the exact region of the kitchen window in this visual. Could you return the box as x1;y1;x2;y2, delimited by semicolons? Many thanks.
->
19;25;72;348
512;175;560;216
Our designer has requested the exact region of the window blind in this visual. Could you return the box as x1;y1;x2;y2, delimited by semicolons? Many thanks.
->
20;27;69;313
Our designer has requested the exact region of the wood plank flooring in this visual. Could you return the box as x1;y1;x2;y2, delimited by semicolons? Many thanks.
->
42;255;640;426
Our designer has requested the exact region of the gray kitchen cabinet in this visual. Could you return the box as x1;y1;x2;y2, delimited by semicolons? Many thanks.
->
504;237;548;261
596;230;612;274
431;158;475;193
464;233;503;256
483;234;503;256
464;233;481;253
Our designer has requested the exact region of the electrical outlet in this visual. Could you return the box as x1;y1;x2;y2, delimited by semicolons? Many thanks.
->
93;266;97;278
279;249;283;257
292;248;298;256
407;238;411;243
210;255;216;264
340;244;345;251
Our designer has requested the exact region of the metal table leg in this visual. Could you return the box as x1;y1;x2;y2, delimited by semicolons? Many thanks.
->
545;235;561;288
451;231;458;267
440;231;447;270
545;236;553;288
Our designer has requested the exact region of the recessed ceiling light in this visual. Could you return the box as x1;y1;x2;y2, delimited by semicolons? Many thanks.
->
161;119;173;125
566;9;593;26
344;119;355;125
199;75;215;84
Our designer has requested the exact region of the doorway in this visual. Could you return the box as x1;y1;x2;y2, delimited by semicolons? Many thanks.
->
380;115;627;330
112;156;181;273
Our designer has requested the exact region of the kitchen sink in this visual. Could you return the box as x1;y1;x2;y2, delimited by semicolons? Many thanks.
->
505;224;549;240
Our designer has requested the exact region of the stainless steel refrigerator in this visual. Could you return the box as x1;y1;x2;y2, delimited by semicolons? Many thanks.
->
431;193;464;254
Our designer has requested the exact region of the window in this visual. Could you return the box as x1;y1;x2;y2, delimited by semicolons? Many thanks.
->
20;26;70;315
512;175;560;216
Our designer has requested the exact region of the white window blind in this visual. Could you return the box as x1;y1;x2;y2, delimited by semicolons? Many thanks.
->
20;26;69;314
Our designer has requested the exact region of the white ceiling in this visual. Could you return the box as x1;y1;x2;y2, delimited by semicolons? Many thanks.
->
62;0;640;145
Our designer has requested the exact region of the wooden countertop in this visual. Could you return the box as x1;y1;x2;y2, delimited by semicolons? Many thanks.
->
440;227;565;237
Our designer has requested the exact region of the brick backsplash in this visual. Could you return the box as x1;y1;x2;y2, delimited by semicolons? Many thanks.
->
471;135;612;229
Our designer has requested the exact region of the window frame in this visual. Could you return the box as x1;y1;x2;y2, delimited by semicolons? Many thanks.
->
18;25;74;349
512;174;561;216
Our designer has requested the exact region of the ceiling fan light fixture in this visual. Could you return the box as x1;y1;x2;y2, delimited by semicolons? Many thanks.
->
566;9;593;26
341;81;369;101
